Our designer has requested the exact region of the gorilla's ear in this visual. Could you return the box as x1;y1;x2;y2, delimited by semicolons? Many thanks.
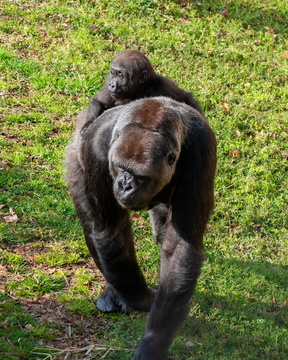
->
167;152;176;165
139;70;147;84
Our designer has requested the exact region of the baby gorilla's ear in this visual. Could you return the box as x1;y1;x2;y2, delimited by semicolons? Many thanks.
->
139;70;148;84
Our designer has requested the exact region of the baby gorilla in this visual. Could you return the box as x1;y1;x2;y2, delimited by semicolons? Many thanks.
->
81;49;204;135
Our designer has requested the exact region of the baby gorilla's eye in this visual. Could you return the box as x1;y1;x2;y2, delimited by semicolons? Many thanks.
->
118;72;124;79
110;70;116;76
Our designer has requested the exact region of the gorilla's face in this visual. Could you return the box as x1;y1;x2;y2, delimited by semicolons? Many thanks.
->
107;50;150;100
109;124;178;210
108;67;131;100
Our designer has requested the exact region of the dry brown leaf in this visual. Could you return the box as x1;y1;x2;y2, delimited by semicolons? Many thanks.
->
220;102;230;111
3;214;19;223
3;207;19;223
25;324;35;330
264;26;277;38
282;51;288;58
89;25;100;31
131;213;143;221
220;7;228;16
177;0;189;7
228;149;241;159
218;30;227;37
0;264;8;277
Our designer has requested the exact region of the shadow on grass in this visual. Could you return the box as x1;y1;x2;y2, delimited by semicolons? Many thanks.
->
172;258;288;360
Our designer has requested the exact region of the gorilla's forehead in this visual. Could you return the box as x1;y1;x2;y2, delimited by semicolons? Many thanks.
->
115;126;165;160
132;100;166;128
113;99;184;149
116;99;170;131
111;51;150;70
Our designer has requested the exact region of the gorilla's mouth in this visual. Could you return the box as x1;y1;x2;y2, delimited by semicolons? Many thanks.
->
110;92;118;98
110;91;124;99
116;197;149;211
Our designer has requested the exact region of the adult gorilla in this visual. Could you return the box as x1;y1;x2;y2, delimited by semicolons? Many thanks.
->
81;50;203;134
66;97;216;360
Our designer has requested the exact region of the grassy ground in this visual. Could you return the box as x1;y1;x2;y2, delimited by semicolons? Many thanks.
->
0;0;287;359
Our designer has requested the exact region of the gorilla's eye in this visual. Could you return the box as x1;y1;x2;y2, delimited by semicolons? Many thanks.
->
110;70;116;76
136;175;150;185
118;72;124;79
167;153;176;165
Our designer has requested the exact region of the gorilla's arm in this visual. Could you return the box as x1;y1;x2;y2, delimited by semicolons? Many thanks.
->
67;107;154;313
81;149;155;313
81;82;116;135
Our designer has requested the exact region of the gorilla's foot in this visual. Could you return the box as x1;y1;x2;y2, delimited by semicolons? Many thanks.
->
96;284;130;313
96;283;155;313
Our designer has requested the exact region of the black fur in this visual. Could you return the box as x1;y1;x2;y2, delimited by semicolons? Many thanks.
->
82;50;203;135
66;97;216;360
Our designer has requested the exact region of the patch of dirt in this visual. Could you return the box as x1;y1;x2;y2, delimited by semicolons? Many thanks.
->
0;264;9;291
18;294;109;349
0;242;125;359
3;241;102;275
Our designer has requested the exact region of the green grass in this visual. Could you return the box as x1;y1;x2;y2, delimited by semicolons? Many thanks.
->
0;0;287;359
0;293;55;360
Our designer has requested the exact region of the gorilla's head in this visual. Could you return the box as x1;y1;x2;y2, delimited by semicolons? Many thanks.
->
109;122;178;210
108;50;154;100
107;99;187;210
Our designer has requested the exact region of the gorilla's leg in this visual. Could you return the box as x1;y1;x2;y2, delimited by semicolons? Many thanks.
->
149;204;169;244
132;226;203;360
